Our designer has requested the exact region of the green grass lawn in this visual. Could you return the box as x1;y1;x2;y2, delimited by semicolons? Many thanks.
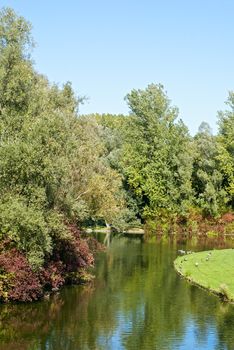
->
174;249;234;301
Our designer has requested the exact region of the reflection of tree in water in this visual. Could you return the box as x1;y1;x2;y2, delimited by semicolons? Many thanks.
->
1;236;234;350
216;303;234;350
0;294;64;350
103;232;111;247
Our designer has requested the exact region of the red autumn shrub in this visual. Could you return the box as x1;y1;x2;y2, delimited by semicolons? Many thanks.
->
53;224;94;273
40;261;65;291
0;249;43;302
220;213;234;223
0;224;96;302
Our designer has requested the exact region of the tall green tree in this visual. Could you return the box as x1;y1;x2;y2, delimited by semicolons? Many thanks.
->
0;7;35;116
217;92;234;208
192;122;227;217
121;84;193;219
66;115;126;228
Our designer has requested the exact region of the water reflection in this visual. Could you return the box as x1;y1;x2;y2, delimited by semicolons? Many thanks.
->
1;235;234;349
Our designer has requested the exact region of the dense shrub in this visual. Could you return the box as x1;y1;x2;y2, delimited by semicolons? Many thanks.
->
0;249;42;302
0;225;95;302
40;261;65;291
52;224;94;273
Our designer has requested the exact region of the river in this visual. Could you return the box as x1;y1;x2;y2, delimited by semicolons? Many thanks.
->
1;233;234;350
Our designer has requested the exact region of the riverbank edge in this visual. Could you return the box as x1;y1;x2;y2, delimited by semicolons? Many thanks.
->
174;250;234;303
145;212;234;237
84;213;234;237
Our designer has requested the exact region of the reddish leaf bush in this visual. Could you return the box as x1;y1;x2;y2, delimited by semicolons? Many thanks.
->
53;224;94;273
0;249;43;302
220;213;234;223
0;224;95;302
40;261;65;291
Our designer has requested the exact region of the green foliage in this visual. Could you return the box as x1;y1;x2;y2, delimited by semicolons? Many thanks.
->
0;7;34;115
83;87;234;227
77;114;140;230
0;272;14;301
224;222;234;235
217;92;234;208
192;122;228;217
66;115;128;227
121;84;193;219
0;196;52;269
206;231;218;238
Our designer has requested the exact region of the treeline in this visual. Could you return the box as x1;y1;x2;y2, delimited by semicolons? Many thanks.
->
0;8;233;301
89;86;234;225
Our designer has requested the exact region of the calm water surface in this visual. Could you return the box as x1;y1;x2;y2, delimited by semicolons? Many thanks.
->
1;234;234;350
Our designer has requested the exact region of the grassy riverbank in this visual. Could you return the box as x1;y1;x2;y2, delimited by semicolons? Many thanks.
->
174;249;234;302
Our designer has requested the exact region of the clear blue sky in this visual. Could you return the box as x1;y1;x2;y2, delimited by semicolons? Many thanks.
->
1;1;234;134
